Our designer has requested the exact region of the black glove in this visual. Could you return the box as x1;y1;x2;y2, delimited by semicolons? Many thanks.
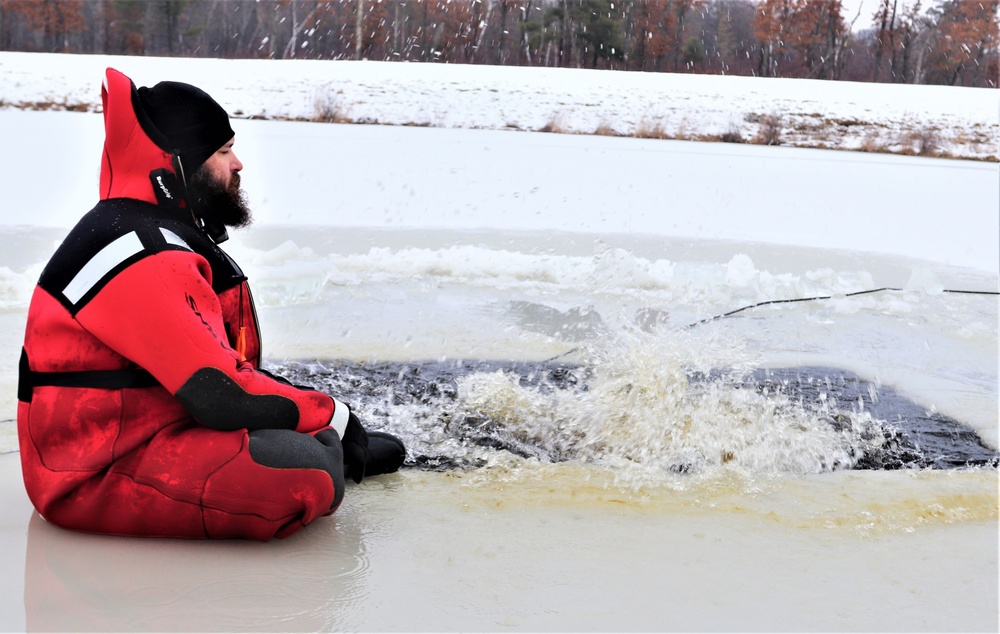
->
341;412;371;484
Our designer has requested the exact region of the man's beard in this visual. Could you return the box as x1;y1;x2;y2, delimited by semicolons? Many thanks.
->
187;167;252;229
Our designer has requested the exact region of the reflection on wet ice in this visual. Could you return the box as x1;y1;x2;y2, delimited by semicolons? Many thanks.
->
24;511;370;631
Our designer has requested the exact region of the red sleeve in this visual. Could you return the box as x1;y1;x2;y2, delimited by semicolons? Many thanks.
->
75;250;339;433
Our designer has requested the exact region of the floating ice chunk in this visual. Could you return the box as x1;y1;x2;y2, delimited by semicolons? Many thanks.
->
0;264;41;309
904;266;944;295
725;253;757;289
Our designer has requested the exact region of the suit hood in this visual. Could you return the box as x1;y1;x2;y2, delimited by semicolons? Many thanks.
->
99;68;182;206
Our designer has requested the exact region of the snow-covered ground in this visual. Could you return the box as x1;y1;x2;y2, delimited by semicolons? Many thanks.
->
0;53;997;631
2;51;998;160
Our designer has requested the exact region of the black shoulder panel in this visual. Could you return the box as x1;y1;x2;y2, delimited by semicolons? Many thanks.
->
39;200;247;315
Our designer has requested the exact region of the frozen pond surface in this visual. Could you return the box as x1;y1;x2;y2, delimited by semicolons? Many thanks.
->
0;109;996;631
1;455;997;632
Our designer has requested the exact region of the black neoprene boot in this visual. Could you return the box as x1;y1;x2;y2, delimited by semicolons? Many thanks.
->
365;431;406;477
343;429;406;483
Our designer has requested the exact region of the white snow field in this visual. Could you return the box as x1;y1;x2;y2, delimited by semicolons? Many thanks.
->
0;53;996;632
1;51;997;161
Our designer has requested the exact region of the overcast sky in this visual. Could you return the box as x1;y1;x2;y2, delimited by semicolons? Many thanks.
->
838;0;934;31
841;0;879;29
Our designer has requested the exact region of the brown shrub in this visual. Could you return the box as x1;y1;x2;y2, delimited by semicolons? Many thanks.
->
313;94;351;123
540;113;566;134
594;122;620;136
720;126;745;143
753;114;782;146
635;117;671;140
903;129;941;156
858;133;887;154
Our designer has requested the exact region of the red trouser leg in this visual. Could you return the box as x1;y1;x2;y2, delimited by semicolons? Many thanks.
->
41;424;340;540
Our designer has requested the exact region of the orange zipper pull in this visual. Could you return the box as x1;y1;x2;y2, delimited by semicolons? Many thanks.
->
235;326;247;362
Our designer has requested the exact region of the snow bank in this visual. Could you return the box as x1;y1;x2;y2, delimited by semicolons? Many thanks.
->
1;52;997;161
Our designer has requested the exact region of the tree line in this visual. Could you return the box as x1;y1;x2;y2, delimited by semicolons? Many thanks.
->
0;0;996;87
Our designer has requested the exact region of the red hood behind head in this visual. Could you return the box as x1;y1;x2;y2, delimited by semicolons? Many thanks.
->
100;68;177;205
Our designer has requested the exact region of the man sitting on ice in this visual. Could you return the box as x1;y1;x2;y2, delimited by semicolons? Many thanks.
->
17;68;404;540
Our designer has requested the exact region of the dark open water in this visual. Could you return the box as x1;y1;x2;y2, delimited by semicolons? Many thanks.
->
275;360;999;473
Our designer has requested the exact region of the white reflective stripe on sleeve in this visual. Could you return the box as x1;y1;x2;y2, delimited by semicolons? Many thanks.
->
63;231;145;304
331;397;350;439
160;228;192;250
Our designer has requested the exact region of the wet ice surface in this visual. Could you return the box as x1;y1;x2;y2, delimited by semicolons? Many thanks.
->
273;359;1000;476
10;460;996;633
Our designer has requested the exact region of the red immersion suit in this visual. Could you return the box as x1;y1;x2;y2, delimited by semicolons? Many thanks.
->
17;68;350;540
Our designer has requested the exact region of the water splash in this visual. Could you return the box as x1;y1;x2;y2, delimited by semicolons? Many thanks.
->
273;321;1000;496
452;326;889;485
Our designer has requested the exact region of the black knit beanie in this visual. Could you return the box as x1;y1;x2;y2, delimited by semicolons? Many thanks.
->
136;80;235;175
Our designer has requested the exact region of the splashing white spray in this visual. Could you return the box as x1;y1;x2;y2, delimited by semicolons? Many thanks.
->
456;325;888;487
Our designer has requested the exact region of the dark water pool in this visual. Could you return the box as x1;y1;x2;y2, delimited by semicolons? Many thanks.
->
274;360;999;473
